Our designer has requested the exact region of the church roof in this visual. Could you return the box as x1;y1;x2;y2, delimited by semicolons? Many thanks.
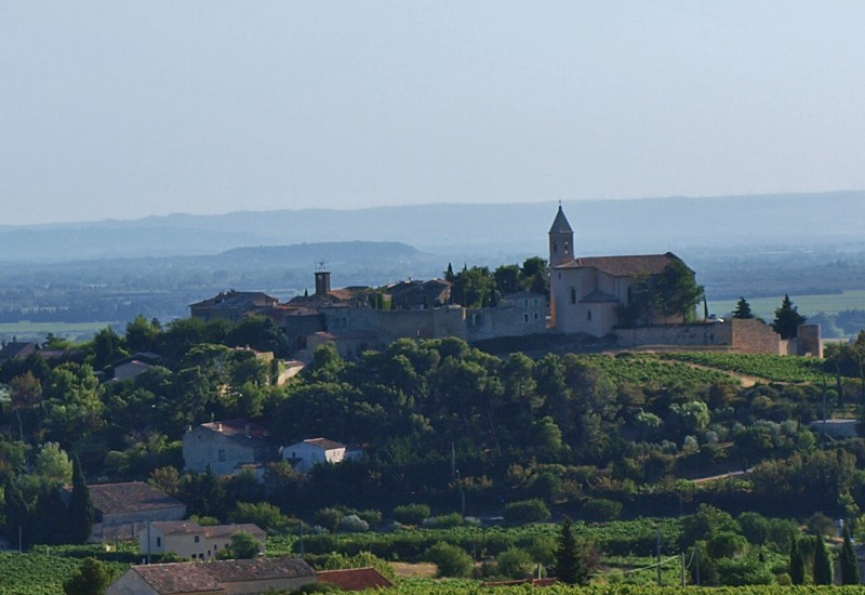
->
555;252;684;277
548;205;573;234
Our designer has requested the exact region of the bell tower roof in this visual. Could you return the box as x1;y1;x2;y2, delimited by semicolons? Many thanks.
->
549;204;573;234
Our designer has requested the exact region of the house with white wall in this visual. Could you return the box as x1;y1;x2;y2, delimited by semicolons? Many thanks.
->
140;520;265;561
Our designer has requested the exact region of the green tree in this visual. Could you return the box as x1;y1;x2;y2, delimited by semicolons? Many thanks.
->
772;294;807;339
494;264;522;296
34;442;73;486
63;557;115;595
733;297;755;319
813;534;833;585
840;525;860;585
90;327;127;371
555;516;591;585
654;259;704;322
68;456;94;544
425;541;474;577
218;531;261;559
496;547;534;579
125;315;162;353
789;539;806;585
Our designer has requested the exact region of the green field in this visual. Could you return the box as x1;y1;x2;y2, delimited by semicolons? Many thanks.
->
710;290;865;331
0;321;114;343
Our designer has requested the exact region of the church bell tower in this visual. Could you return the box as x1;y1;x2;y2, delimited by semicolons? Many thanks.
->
548;204;574;267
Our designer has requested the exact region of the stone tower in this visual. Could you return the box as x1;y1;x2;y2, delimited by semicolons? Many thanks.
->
548;205;574;330
548;204;574;268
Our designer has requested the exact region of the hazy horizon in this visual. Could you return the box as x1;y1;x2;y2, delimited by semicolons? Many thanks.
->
3;3;865;225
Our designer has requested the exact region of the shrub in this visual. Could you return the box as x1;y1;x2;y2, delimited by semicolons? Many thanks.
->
422;512;464;528
231;501;292;534
503;499;551;524
496;547;534;579
393;503;431;525
358;509;382;528
582;499;622;523
337;514;370;533
314;508;344;533
425;541;474;577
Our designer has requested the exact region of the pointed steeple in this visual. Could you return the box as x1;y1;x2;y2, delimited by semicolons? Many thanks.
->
549;204;573;234
548;204;574;267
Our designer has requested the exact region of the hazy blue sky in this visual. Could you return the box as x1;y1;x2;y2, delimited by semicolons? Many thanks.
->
2;2;864;225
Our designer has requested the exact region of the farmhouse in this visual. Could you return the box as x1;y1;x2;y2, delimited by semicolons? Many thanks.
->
140;520;266;561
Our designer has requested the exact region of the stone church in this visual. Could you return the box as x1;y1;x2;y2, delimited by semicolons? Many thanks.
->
548;205;691;337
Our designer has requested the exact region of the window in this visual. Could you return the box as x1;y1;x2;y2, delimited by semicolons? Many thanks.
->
570;288;577;304
627;287;632;304
524;314;529;322
587;311;592;321
564;241;570;255
194;536;200;543
534;313;539;320
156;537;161;547
218;449;226;462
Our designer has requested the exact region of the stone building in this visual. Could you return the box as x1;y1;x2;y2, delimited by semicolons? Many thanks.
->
548;205;692;337
182;419;279;476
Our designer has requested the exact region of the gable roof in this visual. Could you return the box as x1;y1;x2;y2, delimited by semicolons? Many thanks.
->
150;521;206;536
129;557;315;595
87;482;185;516
317;568;394;590
555;252;683;277
202;557;315;584
133;563;222;595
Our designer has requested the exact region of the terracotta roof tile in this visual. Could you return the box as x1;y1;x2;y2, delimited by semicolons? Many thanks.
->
131;557;315;595
556;252;682;277
87;482;185;516
202;557;315;583
134;563;222;594
317;568;393;590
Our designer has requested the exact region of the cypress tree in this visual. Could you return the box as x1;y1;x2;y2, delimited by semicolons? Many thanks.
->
555;516;590;585
813;533;834;585
789;538;806;585
840;525;860;585
68;457;94;544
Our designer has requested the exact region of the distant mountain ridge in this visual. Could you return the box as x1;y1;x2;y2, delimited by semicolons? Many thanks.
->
2;191;864;263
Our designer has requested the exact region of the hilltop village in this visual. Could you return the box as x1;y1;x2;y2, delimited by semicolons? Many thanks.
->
2;205;854;594
192;206;822;359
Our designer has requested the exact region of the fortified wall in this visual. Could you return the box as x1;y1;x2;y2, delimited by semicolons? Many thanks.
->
616;318;823;357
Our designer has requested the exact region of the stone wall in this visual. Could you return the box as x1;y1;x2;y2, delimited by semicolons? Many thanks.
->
616;322;732;348
730;318;783;355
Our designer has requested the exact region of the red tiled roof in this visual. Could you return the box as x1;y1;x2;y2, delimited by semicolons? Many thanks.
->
130;557;315;595
203;557;315;583
317;568;393;590
555;252;682;277
87;482;185;516
133;563;222;594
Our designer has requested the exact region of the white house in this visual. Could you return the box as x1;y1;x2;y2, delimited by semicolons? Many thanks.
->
282;438;362;473
140;520;266;561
